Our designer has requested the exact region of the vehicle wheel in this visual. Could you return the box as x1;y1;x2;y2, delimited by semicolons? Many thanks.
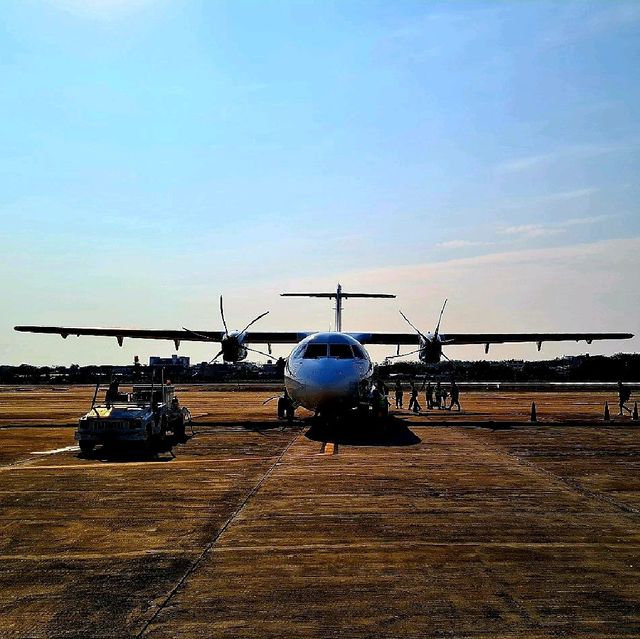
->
173;415;186;441
159;416;168;441
79;441;95;454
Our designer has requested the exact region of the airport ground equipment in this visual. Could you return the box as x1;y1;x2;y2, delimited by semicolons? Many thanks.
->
75;383;191;453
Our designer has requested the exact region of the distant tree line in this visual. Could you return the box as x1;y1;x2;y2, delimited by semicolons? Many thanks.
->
0;358;286;385
0;353;638;385
376;353;640;382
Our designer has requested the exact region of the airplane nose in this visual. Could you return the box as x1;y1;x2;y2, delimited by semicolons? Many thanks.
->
292;360;363;411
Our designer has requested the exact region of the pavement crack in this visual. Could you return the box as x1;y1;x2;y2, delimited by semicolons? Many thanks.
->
134;430;301;638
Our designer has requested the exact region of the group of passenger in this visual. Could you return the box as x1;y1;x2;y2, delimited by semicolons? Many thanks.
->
394;379;461;413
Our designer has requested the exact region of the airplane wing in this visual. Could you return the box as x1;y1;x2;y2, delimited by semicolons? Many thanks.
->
13;326;313;345
14;326;633;349
439;332;634;346
350;332;633;346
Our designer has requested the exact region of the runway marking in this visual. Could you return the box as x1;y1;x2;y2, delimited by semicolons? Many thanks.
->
209;540;640;553
0;541;637;563
31;445;79;455
0;455;280;472
0;549;193;561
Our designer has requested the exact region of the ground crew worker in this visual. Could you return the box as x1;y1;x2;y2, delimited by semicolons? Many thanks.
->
434;381;442;409
395;380;403;408
408;382;421;413
618;381;632;415
449;381;461;411
425;382;433;409
379;386;390;418
282;388;294;422
370;384;382;419
105;380;119;408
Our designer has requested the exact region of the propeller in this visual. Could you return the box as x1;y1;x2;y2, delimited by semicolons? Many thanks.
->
183;295;270;363
394;299;449;360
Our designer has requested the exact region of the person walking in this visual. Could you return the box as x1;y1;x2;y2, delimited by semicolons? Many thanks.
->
394;380;403;409
618;381;632;415
449;380;461;411
435;381;442;409
425;382;433;409
408;381;421;413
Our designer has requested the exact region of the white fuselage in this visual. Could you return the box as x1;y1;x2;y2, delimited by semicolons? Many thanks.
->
284;332;373;413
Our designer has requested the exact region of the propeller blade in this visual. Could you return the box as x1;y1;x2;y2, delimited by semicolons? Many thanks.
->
182;327;216;341
434;299;448;338
219;295;229;337
245;346;275;359
209;350;224;364
240;310;269;335
385;347;423;360
399;310;430;342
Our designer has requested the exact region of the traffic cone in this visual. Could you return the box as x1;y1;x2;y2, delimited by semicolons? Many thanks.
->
633;402;638;421
530;402;537;423
604;401;610;421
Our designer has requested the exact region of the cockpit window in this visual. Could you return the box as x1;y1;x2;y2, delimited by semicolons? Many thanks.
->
291;343;306;360
303;344;328;359
328;344;354;359
352;344;366;359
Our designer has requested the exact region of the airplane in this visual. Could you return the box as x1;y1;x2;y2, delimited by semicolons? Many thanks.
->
14;284;633;419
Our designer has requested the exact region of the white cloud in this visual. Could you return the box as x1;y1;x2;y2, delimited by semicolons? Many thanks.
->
436;240;491;249
496;143;638;174
500;224;563;239
504;188;599;210
500;215;615;239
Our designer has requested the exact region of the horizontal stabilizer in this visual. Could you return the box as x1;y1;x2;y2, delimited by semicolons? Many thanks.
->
281;292;395;298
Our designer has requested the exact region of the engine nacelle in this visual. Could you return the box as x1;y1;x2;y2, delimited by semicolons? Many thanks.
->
418;339;442;364
221;332;248;362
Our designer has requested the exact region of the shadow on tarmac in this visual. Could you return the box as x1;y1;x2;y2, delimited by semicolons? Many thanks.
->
78;435;191;462
305;415;421;447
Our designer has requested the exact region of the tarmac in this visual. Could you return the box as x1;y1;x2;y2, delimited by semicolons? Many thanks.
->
0;385;638;638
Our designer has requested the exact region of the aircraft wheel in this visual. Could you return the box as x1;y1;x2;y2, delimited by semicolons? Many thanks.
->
285;405;295;423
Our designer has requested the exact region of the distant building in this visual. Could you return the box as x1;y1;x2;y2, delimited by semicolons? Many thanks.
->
149;354;190;368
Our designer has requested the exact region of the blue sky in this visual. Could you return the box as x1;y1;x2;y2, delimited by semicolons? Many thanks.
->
1;0;639;365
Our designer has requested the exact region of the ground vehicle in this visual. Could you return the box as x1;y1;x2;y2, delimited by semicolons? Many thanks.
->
75;382;191;453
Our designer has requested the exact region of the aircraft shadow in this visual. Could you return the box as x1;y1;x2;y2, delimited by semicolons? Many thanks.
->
305;416;421;447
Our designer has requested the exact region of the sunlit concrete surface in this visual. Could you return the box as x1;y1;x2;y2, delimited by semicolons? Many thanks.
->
0;386;638;638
